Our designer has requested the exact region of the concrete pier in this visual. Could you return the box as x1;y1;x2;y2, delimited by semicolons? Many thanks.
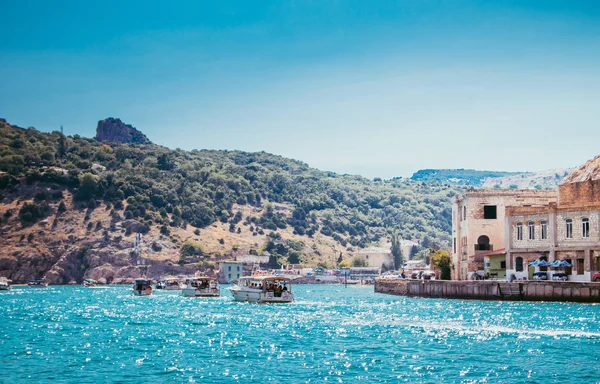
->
375;279;600;303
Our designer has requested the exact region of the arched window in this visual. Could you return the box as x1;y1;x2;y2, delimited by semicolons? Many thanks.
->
516;256;524;272
566;219;573;239
541;220;547;240
476;235;491;251
516;222;523;241
528;221;535;240
582;218;590;238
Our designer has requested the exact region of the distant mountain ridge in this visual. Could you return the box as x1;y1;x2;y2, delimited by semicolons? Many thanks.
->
410;168;573;190
410;169;525;186
480;168;573;190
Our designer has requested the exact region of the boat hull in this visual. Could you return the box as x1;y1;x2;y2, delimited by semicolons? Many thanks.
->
165;285;182;291
182;287;220;297
132;289;153;296
0;285;10;291
229;287;293;303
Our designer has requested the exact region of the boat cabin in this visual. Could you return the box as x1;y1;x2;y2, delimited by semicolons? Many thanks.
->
133;279;153;296
182;277;220;297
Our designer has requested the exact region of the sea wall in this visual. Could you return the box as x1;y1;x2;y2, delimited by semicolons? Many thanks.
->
375;279;600;303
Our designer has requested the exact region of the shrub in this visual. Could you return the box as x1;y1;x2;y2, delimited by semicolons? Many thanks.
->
18;202;50;224
160;225;170;235
180;240;203;257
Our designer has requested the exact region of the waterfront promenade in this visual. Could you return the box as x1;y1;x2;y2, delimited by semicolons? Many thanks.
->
375;278;600;303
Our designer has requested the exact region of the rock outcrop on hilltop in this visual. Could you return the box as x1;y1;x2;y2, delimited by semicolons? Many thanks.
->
95;117;150;144
561;155;600;184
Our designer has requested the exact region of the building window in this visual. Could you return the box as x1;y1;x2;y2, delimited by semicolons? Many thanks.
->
566;219;573;239
528;221;535;240
516;256;524;272
366;255;369;259
228;273;231;279
500;260;506;269
516;222;523;240
483;205;497;219
541;220;547;240
228;266;231;271
577;259;584;275
476;235;491;251
453;238;456;253
237;266;240;271
582;218;590;238
462;206;466;221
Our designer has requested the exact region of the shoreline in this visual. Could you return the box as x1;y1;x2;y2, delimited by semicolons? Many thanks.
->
375;278;600;303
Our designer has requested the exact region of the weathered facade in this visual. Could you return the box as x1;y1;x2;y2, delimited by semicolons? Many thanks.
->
218;262;243;283
505;156;600;281
451;190;557;280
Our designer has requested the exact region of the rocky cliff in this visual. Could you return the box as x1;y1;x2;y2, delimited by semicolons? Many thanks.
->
95;117;151;144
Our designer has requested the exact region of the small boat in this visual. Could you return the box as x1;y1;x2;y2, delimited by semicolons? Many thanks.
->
155;280;166;290
0;278;11;291
165;278;182;291
229;276;293;303
132;279;153;296
28;279;48;288
83;279;97;287
182;277;220;297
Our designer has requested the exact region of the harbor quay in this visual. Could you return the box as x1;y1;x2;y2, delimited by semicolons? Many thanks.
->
375;278;600;303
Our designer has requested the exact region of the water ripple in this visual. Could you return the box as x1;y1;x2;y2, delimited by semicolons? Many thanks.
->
1;286;600;383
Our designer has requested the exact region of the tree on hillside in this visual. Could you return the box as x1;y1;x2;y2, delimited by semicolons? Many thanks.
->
351;256;368;267
431;249;452;280
410;245;419;259
391;232;403;270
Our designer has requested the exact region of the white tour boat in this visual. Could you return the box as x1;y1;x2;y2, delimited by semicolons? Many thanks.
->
182;277;220;297
83;278;97;287
132;279;153;296
0;278;11;291
165;278;183;291
229;275;293;303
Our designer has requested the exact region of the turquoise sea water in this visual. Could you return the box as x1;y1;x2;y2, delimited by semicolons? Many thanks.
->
1;285;600;383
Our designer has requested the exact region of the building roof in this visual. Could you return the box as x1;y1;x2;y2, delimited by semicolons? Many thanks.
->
473;248;506;262
561;155;600;184
357;246;390;254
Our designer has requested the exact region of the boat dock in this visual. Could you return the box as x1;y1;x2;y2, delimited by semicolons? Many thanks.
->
375;279;600;303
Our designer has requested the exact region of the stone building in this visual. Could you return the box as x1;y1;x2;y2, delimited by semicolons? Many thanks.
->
451;190;557;280
218;262;243;284
505;156;600;281
353;246;393;268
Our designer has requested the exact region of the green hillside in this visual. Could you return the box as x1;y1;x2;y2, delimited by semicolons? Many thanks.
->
0;118;460;262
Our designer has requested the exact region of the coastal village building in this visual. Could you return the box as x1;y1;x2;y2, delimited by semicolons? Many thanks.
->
355;246;393;268
451;190;557;280
353;240;422;268
451;156;600;281
505;156;600;281
218;262;243;284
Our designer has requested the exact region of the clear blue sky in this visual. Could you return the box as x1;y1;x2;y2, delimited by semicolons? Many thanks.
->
1;1;599;178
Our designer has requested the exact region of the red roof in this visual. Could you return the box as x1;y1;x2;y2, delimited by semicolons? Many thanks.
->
472;248;506;262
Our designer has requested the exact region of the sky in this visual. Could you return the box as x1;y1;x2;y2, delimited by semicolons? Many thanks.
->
1;0;599;178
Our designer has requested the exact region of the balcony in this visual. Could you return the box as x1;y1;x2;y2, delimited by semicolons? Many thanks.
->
474;244;493;252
